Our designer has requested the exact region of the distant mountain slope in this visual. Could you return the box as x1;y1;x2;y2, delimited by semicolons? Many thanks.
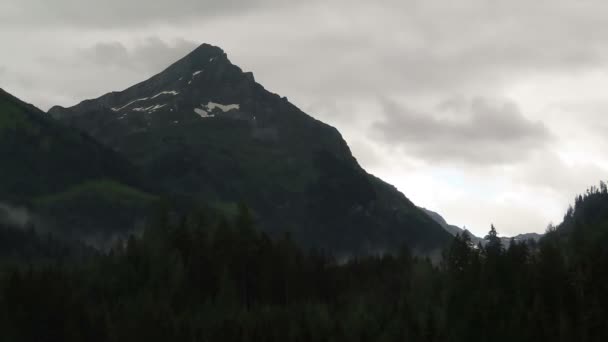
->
49;44;452;254
0;89;156;240
508;232;542;243
421;207;542;245
420;208;483;244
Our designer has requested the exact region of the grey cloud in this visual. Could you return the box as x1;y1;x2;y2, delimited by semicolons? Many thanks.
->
556;101;608;140
517;152;608;199
82;42;130;67
0;68;45;108
228;0;608;103
372;97;553;165
5;0;608;111
0;0;285;28
81;37;198;73
0;67;33;88
347;140;385;168
10;37;201;109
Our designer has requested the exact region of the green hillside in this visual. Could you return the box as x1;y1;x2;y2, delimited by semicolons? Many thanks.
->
0;89;157;239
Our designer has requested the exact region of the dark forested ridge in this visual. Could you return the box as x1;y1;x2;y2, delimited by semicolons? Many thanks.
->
0;89;156;241
0;89;142;200
1;183;608;342
48;43;452;255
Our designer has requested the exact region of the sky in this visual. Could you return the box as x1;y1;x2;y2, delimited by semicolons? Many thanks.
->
2;0;608;237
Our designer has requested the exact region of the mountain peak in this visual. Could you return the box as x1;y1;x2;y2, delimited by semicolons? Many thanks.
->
49;42;257;128
48;43;453;254
186;43;226;59
166;43;229;74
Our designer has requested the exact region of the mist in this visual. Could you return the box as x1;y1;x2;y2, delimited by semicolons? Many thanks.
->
0;202;32;227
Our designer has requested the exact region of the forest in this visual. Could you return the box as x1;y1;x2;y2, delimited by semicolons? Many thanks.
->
1;183;608;342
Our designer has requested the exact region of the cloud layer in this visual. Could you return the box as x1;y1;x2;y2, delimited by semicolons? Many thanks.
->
373;97;552;164
81;37;198;72
0;0;282;28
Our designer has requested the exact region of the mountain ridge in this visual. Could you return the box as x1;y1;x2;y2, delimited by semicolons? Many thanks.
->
49;43;453;254
0;88;157;241
421;207;543;245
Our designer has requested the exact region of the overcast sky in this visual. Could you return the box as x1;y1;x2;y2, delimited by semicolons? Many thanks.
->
2;0;608;237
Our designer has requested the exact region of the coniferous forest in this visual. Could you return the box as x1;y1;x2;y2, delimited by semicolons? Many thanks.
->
1;184;608;342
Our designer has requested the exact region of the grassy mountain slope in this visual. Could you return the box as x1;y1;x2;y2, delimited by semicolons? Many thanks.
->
0;89;157;239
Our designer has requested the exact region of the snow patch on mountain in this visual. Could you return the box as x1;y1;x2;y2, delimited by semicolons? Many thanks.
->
206;102;240;112
111;91;178;112
194;108;214;118
132;104;166;113
193;102;240;119
112;97;149;112
151;91;179;99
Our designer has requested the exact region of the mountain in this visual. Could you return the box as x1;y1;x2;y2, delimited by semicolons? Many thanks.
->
421;207;542;246
49;44;452;254
420;208;464;236
0;89;156;241
507;232;542;243
420;208;483;244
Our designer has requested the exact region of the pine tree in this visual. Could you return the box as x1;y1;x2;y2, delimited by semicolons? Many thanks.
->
484;224;503;256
